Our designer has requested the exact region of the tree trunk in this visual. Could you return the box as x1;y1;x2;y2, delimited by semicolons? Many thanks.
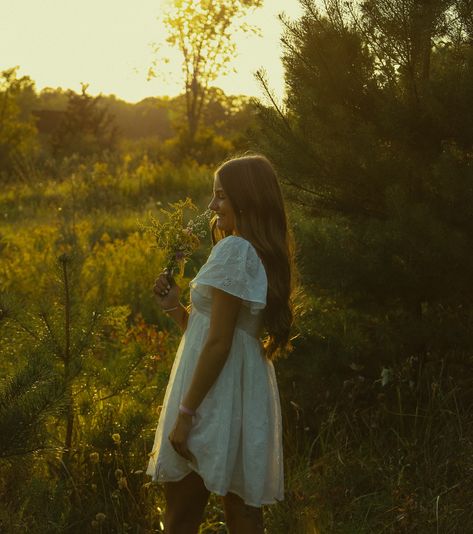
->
410;0;436;99
186;76;200;144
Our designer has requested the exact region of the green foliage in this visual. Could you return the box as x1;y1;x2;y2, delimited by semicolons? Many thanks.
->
0;347;66;459
51;84;118;159
255;0;473;529
0;67;39;182
104;95;174;141
0;156;213;225
0;219;179;532
153;0;263;144
2;72;255;174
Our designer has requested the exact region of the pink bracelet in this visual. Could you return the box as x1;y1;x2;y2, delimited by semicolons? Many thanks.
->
179;404;196;416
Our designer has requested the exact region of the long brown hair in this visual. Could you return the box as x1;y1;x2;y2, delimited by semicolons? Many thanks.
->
211;154;296;359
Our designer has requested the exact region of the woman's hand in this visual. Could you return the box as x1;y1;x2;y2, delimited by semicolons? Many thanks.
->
153;270;180;310
168;413;195;462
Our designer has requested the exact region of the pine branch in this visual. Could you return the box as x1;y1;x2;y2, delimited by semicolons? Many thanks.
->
0;353;66;459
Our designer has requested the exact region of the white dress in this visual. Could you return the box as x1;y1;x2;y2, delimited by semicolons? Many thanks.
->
146;235;284;507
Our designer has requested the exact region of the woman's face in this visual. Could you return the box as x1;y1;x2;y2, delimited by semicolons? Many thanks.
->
208;174;237;234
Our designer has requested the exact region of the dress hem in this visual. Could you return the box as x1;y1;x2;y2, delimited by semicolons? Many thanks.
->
147;466;284;508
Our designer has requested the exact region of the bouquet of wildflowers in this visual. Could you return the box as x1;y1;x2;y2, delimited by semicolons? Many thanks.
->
145;198;211;279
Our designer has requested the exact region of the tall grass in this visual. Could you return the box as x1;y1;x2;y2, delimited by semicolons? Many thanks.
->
268;346;473;533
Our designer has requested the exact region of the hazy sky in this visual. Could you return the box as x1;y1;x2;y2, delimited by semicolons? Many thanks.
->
1;0;304;102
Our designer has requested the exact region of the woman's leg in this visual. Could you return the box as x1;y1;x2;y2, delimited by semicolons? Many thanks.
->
163;471;210;534
222;492;264;534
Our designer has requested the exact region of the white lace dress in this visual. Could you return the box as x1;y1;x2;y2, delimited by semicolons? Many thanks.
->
146;235;284;507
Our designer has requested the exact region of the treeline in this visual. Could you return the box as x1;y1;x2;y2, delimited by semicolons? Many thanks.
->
35;85;254;144
0;68;256;182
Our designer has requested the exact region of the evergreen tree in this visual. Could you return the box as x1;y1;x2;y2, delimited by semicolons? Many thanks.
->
0;343;66;459
51;84;118;159
256;0;473;347
255;1;473;526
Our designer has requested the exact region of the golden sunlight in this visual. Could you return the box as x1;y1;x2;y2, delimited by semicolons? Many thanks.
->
1;0;303;101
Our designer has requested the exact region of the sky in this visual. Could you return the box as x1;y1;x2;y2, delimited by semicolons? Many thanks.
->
1;0;304;103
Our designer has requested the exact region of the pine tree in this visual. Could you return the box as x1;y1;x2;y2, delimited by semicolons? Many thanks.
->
255;2;473;524
0;343;66;460
51;83;118;159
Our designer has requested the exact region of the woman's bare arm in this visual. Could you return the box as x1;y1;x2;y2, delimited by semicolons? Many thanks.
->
153;272;189;331
165;303;189;331
181;287;242;411
168;287;242;460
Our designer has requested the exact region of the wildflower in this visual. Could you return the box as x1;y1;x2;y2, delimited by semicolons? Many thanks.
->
144;198;211;278
115;468;123;479
89;452;100;463
91;520;99;528
112;433;121;445
118;476;128;489
95;512;106;523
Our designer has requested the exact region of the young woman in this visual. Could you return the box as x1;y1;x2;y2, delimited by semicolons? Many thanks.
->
146;154;296;533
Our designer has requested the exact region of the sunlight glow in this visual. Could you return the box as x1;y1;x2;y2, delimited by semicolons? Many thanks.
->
1;0;303;102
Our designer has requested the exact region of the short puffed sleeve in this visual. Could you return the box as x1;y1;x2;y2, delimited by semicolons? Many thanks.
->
190;236;267;314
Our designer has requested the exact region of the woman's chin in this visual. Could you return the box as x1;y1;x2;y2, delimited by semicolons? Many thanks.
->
216;218;235;234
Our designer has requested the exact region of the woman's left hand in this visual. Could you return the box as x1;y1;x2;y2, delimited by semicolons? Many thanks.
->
168;413;195;462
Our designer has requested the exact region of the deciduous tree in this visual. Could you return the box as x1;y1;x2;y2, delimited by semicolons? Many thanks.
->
0;67;38;182
151;0;263;145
